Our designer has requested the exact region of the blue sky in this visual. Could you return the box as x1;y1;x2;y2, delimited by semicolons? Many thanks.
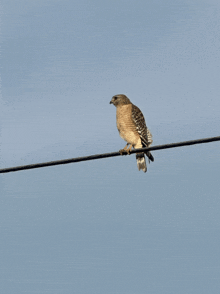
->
0;1;220;293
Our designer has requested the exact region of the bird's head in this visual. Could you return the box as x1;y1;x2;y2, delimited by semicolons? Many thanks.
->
110;94;131;107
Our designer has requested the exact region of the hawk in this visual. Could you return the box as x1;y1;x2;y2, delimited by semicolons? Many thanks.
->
110;94;154;172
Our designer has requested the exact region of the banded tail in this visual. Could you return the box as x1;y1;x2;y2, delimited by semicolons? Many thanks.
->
136;151;154;173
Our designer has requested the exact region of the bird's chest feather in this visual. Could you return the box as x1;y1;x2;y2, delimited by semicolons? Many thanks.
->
116;105;140;145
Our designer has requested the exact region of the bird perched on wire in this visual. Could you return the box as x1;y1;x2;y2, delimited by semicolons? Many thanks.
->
110;94;154;172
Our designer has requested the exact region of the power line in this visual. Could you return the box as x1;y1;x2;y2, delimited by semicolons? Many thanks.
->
0;136;219;174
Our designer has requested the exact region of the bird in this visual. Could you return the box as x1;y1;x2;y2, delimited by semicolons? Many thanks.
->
110;94;154;172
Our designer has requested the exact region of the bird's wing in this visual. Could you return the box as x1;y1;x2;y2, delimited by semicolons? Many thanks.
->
131;104;153;147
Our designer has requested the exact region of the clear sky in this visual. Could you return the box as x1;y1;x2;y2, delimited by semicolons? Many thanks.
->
0;1;220;293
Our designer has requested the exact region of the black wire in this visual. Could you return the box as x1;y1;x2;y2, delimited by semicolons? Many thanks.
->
0;136;219;174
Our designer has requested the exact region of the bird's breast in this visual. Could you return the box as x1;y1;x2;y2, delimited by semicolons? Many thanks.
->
116;104;140;146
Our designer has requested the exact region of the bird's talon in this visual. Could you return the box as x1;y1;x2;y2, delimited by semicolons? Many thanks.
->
119;149;127;155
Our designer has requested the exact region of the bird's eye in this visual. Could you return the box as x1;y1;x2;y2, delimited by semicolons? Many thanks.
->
115;96;118;100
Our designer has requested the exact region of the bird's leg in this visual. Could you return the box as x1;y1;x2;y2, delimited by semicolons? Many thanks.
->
119;143;132;155
126;144;133;154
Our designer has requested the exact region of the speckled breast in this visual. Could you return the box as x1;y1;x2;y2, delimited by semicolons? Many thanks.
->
116;104;140;146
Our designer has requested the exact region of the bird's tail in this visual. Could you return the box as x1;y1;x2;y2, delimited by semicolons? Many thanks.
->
145;151;154;163
136;153;147;173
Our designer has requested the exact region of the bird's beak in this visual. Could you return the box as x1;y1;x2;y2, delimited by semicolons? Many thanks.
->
109;98;114;104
